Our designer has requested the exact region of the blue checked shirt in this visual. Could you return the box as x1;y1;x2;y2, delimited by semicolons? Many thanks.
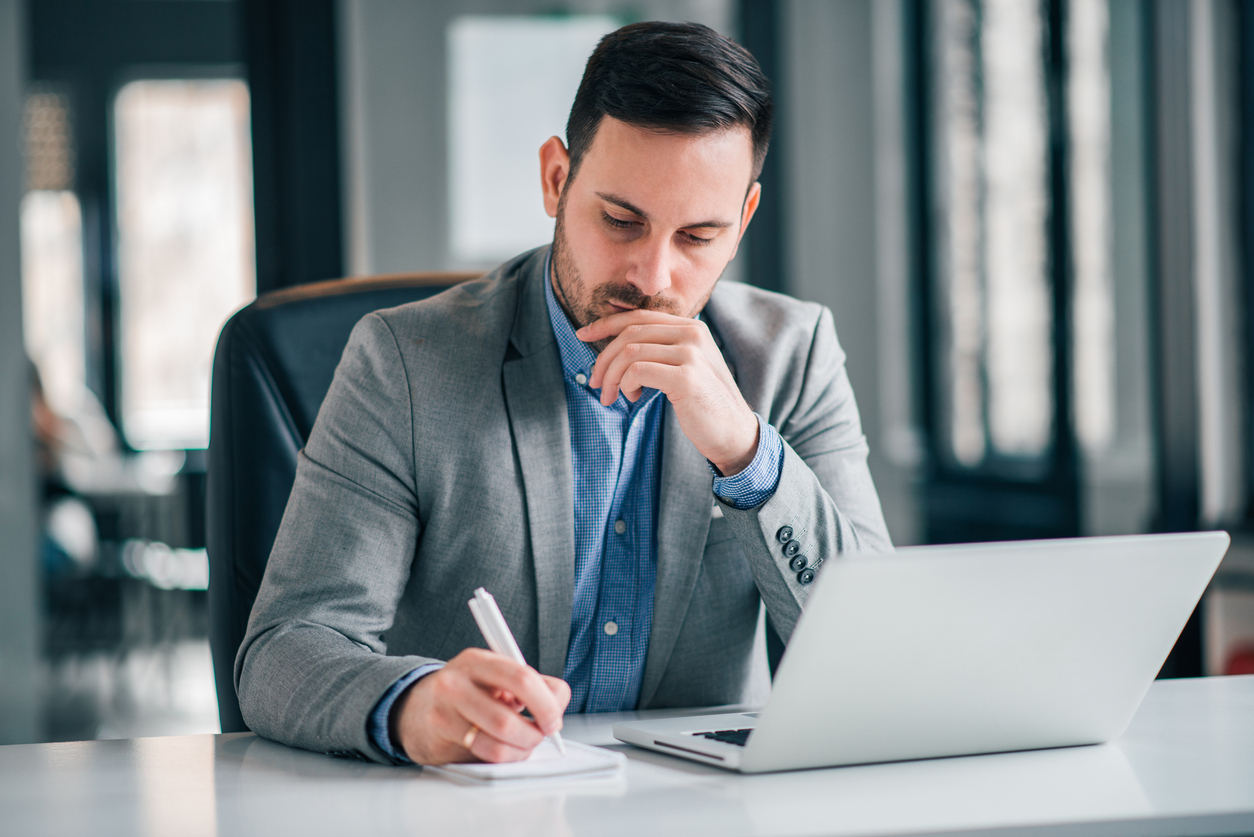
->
367;258;785;760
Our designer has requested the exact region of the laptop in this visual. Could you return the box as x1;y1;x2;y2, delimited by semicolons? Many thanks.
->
613;531;1230;773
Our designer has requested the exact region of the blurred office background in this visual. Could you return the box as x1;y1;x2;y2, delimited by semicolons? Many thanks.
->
1;0;1253;745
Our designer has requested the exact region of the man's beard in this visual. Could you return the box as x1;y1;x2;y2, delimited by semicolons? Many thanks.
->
551;198;686;353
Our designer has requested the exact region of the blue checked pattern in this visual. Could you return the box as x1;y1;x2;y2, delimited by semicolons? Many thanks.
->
546;261;784;711
367;255;785;759
708;412;784;510
545;269;664;714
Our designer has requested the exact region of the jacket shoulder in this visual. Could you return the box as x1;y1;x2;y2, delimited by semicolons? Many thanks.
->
705;281;833;360
362;247;544;367
703;281;848;426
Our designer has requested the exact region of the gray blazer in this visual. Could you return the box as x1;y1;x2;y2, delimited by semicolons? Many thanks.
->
236;246;891;763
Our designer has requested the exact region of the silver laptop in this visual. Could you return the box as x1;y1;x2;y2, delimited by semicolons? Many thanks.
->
613;531;1229;773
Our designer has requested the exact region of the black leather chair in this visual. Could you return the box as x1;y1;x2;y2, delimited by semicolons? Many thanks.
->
206;272;478;733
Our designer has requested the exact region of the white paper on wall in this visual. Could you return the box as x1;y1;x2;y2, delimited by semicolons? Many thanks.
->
448;15;617;264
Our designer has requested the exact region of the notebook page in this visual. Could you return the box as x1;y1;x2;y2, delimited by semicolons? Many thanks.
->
427;740;625;784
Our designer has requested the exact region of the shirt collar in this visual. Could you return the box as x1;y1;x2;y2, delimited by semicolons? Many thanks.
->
543;251;664;413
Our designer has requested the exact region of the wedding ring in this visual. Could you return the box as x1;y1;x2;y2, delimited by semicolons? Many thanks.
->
461;724;480;750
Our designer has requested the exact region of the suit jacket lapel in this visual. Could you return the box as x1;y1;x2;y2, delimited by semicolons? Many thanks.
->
639;403;713;707
502;249;574;678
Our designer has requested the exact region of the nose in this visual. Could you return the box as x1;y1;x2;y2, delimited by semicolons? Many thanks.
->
626;235;673;299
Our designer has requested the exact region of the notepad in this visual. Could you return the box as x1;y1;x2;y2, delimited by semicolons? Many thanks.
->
426;739;626;785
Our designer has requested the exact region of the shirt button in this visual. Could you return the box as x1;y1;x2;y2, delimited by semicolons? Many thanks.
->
575;373;588;385
603;620;619;636
614;519;627;535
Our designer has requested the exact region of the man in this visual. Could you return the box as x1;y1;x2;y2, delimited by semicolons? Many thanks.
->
237;21;891;767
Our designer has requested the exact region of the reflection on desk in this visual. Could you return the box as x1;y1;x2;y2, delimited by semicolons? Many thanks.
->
2;676;1253;837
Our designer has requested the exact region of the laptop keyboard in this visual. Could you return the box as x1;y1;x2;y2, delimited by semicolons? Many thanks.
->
694;728;752;747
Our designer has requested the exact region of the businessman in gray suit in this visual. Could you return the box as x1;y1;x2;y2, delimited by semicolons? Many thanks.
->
237;21;891;766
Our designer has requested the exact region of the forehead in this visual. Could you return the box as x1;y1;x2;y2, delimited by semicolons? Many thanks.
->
573;117;754;220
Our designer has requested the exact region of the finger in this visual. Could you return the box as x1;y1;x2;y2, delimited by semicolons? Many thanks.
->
465;726;534;764
588;323;698;388
615;361;686;406
491;688;525;712
576;309;692;343
595;343;691;406
454;679;547;752
588;323;692;388
539;675;572;714
404;670;537;765
594;341;692;404
458;651;565;735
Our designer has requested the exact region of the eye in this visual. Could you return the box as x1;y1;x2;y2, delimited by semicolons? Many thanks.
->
602;212;635;229
682;231;714;246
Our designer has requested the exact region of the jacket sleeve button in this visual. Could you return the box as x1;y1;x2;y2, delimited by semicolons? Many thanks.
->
776;525;794;543
797;568;816;585
783;539;801;557
789;554;808;573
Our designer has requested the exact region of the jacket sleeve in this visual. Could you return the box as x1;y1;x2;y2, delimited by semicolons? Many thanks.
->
234;312;438;764
719;304;892;642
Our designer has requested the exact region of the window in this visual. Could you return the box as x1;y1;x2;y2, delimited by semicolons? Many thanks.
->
21;88;86;416
915;0;1116;542
929;0;1054;469
447;15;617;264
113;79;255;450
1068;0;1114;454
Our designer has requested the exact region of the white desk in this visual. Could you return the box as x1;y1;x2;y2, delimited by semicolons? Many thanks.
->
4;675;1253;837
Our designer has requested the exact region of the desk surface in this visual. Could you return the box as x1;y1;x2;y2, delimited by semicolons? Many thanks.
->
3;675;1253;837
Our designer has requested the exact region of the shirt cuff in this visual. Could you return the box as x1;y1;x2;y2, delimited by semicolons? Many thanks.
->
367;663;444;763
709;413;784;510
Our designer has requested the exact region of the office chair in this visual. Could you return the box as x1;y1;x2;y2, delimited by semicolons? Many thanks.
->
206;271;478;734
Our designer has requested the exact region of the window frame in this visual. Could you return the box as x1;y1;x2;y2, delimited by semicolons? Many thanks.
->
906;0;1081;544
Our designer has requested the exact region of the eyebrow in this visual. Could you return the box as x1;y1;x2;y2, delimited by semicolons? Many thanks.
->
596;191;735;230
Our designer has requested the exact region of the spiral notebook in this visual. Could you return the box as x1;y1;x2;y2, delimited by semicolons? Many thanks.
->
426;740;625;785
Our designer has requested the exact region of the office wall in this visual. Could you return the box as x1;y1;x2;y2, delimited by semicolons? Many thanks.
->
0;0;41;745
339;0;734;276
782;0;921;545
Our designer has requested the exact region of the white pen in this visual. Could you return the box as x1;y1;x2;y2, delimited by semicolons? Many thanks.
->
468;587;567;755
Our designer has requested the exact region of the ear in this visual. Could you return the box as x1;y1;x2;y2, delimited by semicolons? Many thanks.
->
728;181;762;260
539;136;571;218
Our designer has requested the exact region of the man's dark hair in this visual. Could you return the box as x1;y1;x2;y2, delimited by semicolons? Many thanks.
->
565;21;773;186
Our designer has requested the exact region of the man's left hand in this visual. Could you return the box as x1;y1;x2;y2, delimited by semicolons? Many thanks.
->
579;310;759;476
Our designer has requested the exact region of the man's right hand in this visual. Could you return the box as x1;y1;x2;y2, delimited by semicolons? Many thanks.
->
391;648;571;765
